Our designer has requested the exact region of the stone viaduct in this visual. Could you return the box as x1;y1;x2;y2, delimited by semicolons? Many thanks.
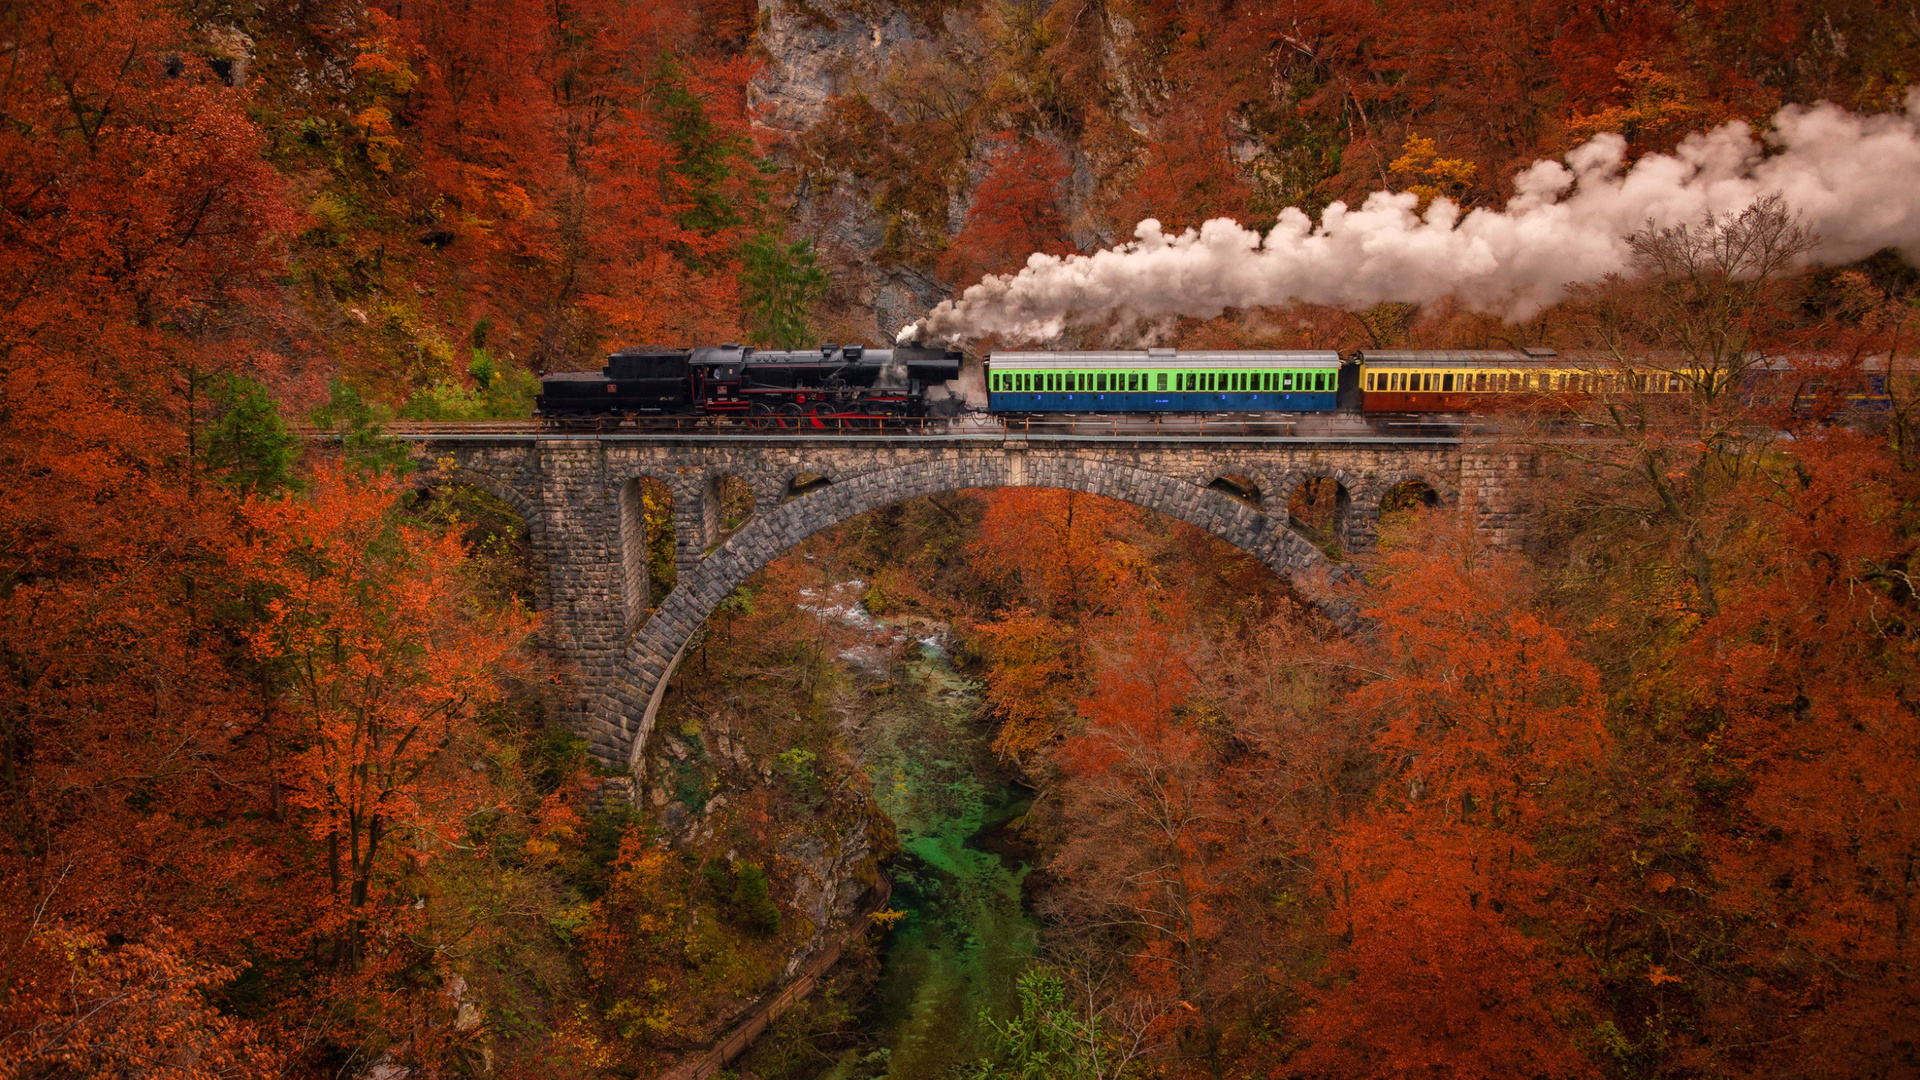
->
403;427;1530;770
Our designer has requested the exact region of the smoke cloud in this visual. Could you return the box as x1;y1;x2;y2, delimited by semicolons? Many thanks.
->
900;90;1920;343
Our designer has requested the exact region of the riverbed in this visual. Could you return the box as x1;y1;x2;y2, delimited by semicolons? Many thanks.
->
813;641;1038;1080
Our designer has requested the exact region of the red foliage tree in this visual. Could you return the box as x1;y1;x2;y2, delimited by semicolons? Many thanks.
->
1293;515;1607;1079
938;134;1073;287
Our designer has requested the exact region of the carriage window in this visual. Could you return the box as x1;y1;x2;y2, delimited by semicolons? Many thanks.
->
1157;373;1167;391
1442;373;1453;392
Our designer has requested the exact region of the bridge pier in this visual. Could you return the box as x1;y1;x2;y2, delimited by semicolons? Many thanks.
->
411;431;1499;769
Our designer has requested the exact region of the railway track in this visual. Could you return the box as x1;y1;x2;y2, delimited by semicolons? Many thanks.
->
320;414;1496;441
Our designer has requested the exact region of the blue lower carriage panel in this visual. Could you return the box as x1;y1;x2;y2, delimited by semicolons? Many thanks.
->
989;391;1339;413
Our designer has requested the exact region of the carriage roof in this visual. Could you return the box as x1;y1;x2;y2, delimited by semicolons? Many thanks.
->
990;349;1341;369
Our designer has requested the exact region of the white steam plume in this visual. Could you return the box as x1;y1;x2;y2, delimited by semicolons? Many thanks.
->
899;90;1920;343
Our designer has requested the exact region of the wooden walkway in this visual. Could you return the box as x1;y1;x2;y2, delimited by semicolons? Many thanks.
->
657;875;895;1080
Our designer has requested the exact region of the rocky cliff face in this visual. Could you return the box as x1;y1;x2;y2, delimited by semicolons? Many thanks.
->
751;0;955;342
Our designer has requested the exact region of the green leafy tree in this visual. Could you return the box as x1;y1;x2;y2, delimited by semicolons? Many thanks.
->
963;969;1111;1080
740;232;828;349
654;54;750;236
729;862;781;935
201;373;301;496
309;378;414;476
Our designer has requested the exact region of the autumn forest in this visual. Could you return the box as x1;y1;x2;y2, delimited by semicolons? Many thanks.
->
3;0;1920;1078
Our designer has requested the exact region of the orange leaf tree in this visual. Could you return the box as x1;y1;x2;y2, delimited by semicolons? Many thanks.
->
236;467;533;970
1294;514;1607;1080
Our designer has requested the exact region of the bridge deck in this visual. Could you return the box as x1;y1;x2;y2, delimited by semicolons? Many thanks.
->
369;414;1480;445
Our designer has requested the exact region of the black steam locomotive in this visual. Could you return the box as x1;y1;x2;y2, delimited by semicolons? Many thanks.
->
536;343;966;427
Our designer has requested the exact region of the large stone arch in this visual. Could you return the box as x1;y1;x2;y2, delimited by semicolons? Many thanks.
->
592;454;1360;769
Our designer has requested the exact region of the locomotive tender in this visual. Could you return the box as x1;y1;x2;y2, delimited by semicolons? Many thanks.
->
536;343;1834;425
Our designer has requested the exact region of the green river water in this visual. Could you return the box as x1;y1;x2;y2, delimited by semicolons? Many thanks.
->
813;644;1038;1080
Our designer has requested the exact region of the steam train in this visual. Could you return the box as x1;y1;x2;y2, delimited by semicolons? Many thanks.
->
537;343;1881;424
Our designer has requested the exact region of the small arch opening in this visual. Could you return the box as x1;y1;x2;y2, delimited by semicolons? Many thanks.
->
785;472;831;501
1379;479;1443;539
1207;474;1262;508
1288;476;1351;558
704;474;756;552
621;476;678;628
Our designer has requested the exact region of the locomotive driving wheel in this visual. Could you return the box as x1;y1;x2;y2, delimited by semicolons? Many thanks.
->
778;403;802;430
748;402;774;429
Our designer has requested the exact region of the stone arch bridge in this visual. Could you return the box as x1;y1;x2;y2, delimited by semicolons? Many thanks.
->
403;427;1529;769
